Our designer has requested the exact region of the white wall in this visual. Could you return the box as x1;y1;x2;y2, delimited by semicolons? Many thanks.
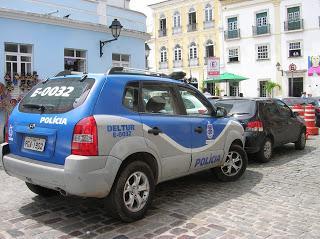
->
280;0;320;97
221;0;320;97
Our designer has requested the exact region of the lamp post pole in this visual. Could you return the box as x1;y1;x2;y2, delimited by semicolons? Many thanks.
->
99;19;123;58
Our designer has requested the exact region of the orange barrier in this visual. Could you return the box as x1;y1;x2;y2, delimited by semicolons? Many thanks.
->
305;104;319;136
292;104;305;118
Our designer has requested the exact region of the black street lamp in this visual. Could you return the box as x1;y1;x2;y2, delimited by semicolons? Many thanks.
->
100;19;123;57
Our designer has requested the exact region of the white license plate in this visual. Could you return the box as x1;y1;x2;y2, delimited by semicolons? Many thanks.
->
24;137;46;152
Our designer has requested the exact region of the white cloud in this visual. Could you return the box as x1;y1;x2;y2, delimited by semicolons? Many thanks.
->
130;0;165;32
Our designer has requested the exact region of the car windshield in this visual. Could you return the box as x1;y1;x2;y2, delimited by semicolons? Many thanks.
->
19;77;95;114
214;100;256;116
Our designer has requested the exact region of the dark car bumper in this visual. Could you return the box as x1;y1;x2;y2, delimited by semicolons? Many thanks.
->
244;131;266;154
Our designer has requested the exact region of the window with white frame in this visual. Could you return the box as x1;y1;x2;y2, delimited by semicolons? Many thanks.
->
287;6;300;21
256;12;267;26
64;49;87;72
173;11;181;28
160;47;167;62
228;17;238;30
174;45;182;61
205;4;213;22
112;53;131;67
189;42;198;59
205;40;214;58
288;41;302;57
256;44;269;60
228;48;239;62
5;43;33;79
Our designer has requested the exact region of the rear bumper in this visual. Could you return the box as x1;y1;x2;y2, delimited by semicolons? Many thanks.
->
0;143;121;198
244;132;265;154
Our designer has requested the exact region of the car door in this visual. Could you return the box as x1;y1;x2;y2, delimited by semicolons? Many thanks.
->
260;101;286;146
275;100;300;143
139;82;192;180
176;86;226;173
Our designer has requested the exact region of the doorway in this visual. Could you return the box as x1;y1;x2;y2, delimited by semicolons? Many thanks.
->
288;77;303;97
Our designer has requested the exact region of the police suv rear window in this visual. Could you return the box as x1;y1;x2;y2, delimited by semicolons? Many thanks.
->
19;77;95;114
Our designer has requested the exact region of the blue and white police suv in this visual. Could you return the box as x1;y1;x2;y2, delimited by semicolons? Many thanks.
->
0;68;247;222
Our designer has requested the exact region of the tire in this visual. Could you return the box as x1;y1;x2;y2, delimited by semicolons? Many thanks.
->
255;137;273;163
25;182;58;197
212;144;248;182
295;130;306;150
106;161;155;222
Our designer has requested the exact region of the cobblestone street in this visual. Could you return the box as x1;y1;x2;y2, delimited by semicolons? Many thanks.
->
0;136;319;239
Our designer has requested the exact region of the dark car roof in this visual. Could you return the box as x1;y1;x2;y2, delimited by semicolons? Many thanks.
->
216;97;276;102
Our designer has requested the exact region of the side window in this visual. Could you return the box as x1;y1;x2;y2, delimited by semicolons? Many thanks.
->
275;100;292;117
141;84;177;115
261;102;279;119
178;87;211;116
123;82;139;112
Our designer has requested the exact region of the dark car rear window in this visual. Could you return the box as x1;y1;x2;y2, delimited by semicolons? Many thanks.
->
19;77;95;114
215;100;256;116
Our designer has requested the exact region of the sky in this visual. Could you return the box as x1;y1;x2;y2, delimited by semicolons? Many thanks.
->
130;0;165;31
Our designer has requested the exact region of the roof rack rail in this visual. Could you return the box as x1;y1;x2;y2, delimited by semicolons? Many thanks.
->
106;67;169;78
55;70;85;77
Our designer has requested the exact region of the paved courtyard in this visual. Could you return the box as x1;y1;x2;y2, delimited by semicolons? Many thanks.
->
0;136;319;239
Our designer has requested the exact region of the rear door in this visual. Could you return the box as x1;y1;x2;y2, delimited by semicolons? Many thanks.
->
275;100;300;143
176;86;226;173
260;101;286;145
8;77;98;165
139;82;192;180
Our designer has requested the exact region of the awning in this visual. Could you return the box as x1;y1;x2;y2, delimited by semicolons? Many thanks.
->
204;72;248;83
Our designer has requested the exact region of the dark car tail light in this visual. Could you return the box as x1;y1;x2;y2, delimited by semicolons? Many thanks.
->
315;107;320;113
72;116;98;156
246;120;263;132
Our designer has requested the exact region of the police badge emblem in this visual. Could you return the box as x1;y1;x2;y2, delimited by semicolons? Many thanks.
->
207;121;214;140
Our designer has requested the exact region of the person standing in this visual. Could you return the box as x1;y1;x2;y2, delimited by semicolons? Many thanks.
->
203;88;212;97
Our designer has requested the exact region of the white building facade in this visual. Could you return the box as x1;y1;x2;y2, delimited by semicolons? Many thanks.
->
220;0;320;97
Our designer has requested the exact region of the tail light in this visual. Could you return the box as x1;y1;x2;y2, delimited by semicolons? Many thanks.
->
316;108;320;113
72;116;98;156
246;120;263;132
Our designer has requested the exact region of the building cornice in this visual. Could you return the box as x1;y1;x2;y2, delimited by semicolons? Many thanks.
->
0;7;150;41
148;0;209;10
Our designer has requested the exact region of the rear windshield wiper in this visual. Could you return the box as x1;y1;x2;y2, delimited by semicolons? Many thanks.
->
22;103;54;113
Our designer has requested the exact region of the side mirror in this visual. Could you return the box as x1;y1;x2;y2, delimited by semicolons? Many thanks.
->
215;106;227;118
293;111;299;117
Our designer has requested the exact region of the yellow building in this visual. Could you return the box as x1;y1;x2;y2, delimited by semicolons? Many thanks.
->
148;0;220;93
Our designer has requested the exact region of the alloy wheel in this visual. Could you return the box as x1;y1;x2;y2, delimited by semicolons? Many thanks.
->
221;151;243;177
123;171;150;213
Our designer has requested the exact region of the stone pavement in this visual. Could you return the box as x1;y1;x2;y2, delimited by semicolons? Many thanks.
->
0;136;319;239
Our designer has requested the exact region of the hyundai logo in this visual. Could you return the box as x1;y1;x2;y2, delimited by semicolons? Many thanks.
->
29;123;36;129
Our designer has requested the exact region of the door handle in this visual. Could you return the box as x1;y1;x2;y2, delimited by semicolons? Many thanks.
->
194;126;203;133
148;127;162;135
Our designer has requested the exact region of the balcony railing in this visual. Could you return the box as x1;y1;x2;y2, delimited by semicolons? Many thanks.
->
189;58;199;66
252;24;271;36
224;29;240;40
159;61;168;69
172;26;182;35
203;20;214;29
158;29;167;37
187;23;197;32
284;19;304;31
173;60;182;68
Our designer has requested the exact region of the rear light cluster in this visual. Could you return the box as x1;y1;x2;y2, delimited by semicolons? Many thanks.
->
72;116;98;156
246;120;264;132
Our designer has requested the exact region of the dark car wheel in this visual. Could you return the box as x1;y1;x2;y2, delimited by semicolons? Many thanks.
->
255;137;273;163
25;182;59;197
295;130;306;150
106;161;155;222
212;144;247;182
